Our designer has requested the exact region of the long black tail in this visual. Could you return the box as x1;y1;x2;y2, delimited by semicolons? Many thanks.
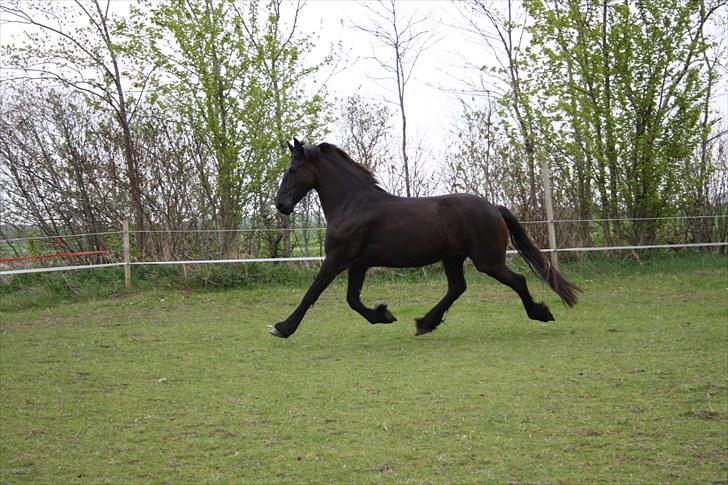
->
497;206;580;307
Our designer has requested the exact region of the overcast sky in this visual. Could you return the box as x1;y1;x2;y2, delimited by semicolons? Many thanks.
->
298;1;483;148
1;0;726;160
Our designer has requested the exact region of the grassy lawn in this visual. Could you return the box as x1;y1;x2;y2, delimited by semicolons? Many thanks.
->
1;254;726;483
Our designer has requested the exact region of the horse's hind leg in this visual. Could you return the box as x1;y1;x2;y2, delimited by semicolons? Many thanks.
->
415;256;466;336
347;266;397;324
478;261;554;322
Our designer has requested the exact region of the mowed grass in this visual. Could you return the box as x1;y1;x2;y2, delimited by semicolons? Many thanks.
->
1;255;726;484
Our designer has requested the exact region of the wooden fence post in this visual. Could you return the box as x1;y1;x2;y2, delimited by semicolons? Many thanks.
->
123;219;131;289
541;158;559;269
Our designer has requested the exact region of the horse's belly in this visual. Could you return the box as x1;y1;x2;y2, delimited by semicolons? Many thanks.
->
355;232;454;268
347;196;472;267
362;251;442;268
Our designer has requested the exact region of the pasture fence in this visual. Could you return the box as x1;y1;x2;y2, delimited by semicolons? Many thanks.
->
1;215;726;286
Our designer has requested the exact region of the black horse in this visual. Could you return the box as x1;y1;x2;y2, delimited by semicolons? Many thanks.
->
269;138;579;338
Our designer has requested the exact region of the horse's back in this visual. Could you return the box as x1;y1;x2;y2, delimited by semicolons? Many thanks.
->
348;193;508;268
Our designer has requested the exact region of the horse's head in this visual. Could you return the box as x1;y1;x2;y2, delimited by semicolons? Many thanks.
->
275;137;319;215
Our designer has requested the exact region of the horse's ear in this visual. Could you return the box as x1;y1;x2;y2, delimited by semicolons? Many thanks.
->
293;137;304;151
287;141;295;153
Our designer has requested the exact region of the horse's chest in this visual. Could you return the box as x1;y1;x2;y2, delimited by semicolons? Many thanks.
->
323;224;366;253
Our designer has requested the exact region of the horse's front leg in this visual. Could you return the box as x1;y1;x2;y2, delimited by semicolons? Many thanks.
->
346;266;397;324
269;254;346;338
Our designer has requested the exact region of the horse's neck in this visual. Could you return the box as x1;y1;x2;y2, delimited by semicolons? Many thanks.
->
316;163;380;221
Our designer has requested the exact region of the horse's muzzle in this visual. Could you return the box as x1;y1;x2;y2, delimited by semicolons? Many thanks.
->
276;201;293;215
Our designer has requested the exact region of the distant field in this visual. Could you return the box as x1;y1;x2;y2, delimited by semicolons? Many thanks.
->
1;254;726;483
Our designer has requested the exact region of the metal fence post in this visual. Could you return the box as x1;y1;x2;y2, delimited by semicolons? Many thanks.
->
123;219;131;289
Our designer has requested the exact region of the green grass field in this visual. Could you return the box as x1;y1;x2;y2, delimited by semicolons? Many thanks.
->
1;254;727;483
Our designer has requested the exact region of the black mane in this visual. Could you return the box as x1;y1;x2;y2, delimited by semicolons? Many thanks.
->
318;142;384;191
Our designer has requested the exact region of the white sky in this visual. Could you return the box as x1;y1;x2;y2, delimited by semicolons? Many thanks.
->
298;0;484;150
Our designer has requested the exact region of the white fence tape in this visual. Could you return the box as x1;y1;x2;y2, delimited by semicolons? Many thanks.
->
0;262;125;276
0;241;725;276
540;242;728;253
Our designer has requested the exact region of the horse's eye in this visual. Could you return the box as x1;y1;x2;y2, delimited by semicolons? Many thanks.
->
289;166;297;174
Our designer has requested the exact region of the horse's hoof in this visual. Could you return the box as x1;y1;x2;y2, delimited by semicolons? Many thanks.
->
414;318;436;336
267;325;289;338
529;302;555;322
375;304;397;324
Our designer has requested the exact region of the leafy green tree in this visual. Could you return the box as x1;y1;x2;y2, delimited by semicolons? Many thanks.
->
237;0;331;256
146;0;329;257
524;0;724;245
147;0;254;257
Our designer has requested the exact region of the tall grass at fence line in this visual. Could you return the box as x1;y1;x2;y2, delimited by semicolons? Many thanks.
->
1;250;724;313
0;263;316;312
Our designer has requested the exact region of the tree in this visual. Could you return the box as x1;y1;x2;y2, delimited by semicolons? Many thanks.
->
460;0;558;257
147;0;329;257
148;0;255;257
1;0;156;252
461;0;542;217
0;88;124;256
131;106;205;260
524;0;726;245
336;93;393;176
444;96;507;204
355;0;435;197
237;0;331;257
680;4;727;244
